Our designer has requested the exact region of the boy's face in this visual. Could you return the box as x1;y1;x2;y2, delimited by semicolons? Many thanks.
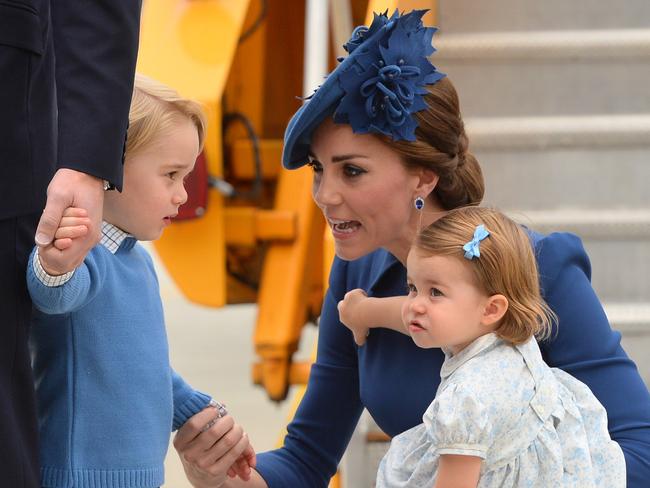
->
401;250;494;354
104;117;200;241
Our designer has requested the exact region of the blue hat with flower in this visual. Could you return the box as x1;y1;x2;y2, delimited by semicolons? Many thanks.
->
282;9;445;169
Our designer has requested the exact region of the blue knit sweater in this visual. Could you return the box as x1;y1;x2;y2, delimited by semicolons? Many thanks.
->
27;235;211;488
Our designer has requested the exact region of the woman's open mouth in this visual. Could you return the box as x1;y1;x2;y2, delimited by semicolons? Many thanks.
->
328;218;361;237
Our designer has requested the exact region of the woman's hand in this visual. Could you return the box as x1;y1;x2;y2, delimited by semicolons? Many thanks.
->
174;406;256;488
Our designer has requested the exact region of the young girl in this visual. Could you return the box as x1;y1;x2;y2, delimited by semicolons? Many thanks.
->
339;206;625;487
27;74;254;488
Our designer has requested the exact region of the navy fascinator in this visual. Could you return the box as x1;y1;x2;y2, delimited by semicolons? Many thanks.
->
282;10;445;169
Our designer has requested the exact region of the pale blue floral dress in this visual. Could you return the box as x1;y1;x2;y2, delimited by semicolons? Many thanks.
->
376;333;625;487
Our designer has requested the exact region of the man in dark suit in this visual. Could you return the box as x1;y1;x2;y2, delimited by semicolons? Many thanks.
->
0;1;141;485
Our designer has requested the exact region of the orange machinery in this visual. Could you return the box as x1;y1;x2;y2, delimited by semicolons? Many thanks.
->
137;0;436;405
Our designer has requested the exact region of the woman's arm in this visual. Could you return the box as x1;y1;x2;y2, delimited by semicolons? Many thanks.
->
535;232;650;488
253;271;365;487
434;455;481;488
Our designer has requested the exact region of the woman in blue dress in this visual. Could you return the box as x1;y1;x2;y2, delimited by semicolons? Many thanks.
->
176;10;650;488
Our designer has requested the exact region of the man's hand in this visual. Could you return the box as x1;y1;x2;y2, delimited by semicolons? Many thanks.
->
174;407;254;488
35;169;105;274
338;288;371;346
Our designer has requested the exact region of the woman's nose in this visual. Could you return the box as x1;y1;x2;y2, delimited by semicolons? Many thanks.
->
313;173;342;208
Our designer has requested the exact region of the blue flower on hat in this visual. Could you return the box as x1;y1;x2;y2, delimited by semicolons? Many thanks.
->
334;10;445;141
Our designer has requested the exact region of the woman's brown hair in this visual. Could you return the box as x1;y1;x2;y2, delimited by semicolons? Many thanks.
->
415;206;555;344
379;77;484;210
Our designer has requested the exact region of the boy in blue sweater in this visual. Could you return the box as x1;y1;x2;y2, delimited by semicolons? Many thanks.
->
27;75;255;488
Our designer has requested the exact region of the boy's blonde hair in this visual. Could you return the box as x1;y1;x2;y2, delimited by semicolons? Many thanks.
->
415;206;555;344
126;74;207;157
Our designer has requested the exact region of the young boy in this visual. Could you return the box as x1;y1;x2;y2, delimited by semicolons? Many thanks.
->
27;75;254;488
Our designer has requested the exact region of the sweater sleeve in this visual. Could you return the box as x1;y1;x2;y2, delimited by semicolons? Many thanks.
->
170;369;212;431
26;246;106;314
535;232;650;488
255;257;364;488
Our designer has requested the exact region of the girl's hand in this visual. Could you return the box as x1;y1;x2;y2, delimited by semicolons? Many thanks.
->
338;288;371;346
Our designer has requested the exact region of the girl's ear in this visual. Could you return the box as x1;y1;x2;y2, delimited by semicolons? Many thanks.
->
415;168;439;198
481;294;508;327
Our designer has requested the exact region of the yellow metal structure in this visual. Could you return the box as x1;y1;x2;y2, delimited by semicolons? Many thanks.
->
137;0;252;307
137;0;435;400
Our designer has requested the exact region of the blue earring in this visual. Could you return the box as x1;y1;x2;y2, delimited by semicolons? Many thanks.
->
414;196;424;211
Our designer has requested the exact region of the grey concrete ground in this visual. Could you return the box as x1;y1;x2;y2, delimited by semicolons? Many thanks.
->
147;244;317;487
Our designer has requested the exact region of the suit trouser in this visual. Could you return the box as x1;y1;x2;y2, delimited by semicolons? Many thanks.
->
0;214;41;488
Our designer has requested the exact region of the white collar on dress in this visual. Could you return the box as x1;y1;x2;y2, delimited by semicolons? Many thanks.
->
440;333;502;379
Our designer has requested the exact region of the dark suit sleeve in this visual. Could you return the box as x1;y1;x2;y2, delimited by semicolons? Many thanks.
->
52;0;142;191
536;232;650;488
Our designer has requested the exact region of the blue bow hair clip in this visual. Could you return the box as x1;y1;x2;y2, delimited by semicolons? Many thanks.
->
334;10;445;141
463;225;490;260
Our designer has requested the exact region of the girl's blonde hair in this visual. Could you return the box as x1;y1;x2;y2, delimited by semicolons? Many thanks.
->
415;206;556;344
126;74;207;157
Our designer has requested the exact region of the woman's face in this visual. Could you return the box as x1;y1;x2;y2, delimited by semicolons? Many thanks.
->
309;118;426;261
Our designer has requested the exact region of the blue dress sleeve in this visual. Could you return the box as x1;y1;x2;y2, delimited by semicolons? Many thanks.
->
256;257;364;488
535;232;650;487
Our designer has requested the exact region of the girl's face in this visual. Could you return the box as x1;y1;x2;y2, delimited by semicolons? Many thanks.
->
401;250;495;354
103;117;199;241
309;118;430;261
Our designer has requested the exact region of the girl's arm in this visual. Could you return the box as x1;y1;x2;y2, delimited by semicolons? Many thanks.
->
338;289;407;345
434;455;481;488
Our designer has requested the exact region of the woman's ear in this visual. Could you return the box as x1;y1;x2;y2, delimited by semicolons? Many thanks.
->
481;294;508;327
415;168;439;198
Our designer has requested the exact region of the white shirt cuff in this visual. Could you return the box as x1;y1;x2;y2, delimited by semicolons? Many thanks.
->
33;248;75;287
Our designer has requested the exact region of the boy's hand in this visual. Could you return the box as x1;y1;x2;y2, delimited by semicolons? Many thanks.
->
338;288;371;346
38;207;91;276
36;168;103;274
226;444;256;480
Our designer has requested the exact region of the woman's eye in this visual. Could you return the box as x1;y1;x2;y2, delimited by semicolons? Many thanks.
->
343;164;365;177
167;171;177;179
307;160;322;173
430;288;443;297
